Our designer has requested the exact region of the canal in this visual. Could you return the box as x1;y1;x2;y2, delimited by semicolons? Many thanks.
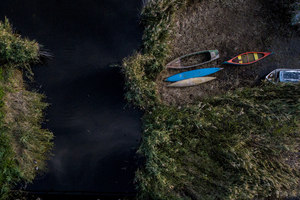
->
0;0;143;193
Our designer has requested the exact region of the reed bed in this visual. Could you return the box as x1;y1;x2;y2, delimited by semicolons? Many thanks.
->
0;19;53;200
136;82;300;199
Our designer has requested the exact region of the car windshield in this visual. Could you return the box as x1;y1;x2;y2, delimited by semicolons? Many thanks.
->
280;71;300;82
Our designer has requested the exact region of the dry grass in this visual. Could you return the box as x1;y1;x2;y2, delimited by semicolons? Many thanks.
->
156;0;300;105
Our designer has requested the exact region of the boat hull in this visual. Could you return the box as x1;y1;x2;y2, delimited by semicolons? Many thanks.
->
223;52;274;65
167;77;216;87
166;68;223;82
166;50;219;69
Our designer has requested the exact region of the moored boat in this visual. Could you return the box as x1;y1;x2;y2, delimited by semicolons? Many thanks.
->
167;77;216;87
166;50;219;69
165;67;223;82
266;68;300;83
223;52;274;65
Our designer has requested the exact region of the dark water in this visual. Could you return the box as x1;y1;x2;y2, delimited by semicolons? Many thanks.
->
0;0;143;193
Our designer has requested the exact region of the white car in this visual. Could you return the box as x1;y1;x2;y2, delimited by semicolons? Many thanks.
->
266;69;300;83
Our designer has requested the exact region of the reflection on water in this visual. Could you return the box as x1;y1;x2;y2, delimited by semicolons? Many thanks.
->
0;0;143;193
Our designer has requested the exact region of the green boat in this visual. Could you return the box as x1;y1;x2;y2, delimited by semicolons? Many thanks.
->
166;50;219;69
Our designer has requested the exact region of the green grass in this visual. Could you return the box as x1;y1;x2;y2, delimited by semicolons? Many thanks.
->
0;18;53;199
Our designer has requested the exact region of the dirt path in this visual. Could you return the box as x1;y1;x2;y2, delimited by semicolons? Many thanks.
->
156;0;300;105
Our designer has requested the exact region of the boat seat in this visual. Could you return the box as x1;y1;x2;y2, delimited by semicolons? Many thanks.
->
248;54;254;62
241;55;248;63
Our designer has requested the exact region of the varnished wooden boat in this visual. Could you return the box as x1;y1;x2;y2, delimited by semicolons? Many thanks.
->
165;67;223;82
167;77;216;87
166;50;219;69
266;68;300;83
223;52;274;65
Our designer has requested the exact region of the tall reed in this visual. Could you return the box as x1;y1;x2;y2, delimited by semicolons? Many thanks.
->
136;82;300;199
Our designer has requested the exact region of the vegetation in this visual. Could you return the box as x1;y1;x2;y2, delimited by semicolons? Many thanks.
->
0;18;53;199
121;0;300;199
0;18;41;77
122;53;158;110
136;83;300;199
122;0;188;109
140;0;187;78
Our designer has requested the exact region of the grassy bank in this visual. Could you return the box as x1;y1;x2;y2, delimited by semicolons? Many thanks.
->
122;0;188;109
0;18;53;199
136;83;300;199
121;0;300;199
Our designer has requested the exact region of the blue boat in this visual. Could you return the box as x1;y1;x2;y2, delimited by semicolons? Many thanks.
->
166;68;223;82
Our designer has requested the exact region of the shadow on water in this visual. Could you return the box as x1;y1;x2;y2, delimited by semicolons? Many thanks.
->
0;0;143;194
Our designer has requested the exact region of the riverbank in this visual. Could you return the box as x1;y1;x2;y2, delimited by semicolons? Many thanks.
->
122;0;300;199
0;18;53;200
157;0;300;105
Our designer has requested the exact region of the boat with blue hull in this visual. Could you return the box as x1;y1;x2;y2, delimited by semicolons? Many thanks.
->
165;68;223;82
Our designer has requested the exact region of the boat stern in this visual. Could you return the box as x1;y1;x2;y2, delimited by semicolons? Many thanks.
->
209;50;219;59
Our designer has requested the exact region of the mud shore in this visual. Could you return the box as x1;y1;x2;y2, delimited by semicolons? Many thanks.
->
156;0;300;105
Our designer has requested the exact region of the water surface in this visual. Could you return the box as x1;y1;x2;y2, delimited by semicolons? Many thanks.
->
0;0;143;193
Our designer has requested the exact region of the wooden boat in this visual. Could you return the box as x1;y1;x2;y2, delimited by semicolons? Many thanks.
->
165;68;223;82
166;50;219;69
222;52;274;65
266;68;300;83
167;77;216;87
